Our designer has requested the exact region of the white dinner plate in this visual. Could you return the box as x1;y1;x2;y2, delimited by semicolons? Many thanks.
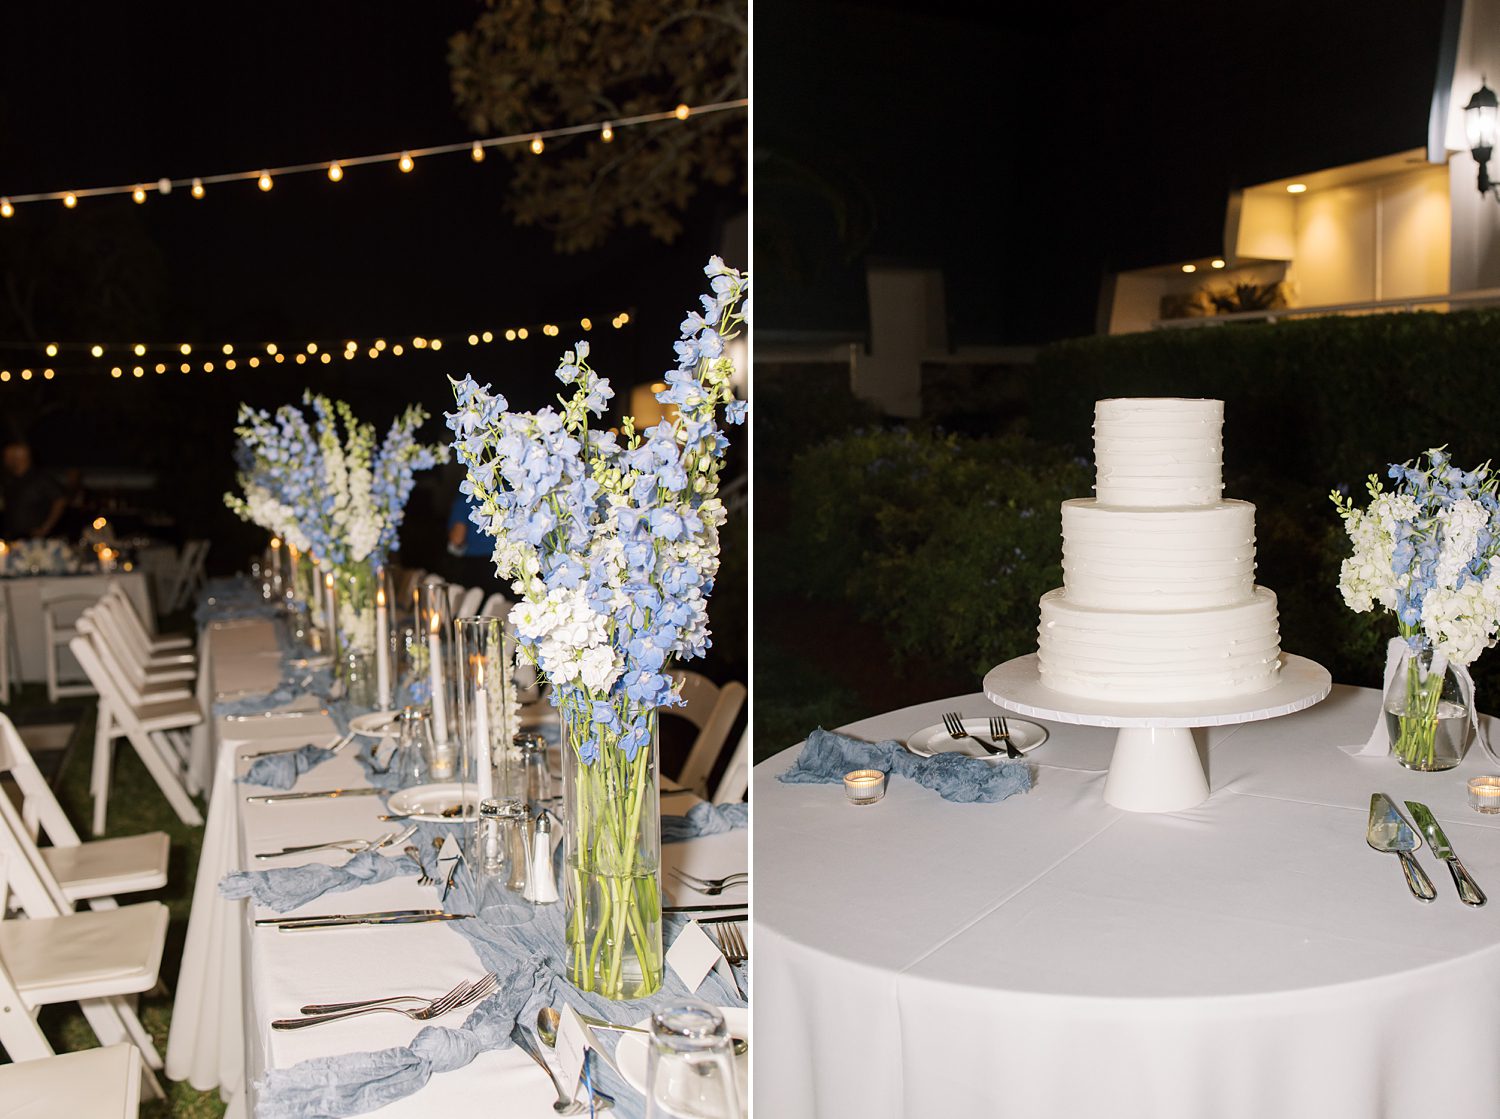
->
615;1006;749;1118
905;717;1048;759
385;783;476;821
350;710;403;738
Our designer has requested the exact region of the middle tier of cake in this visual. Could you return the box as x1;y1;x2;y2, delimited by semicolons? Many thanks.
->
1060;498;1258;610
1037;586;1282;704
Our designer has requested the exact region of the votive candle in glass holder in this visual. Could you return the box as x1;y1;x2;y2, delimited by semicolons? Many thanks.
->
1468;775;1500;813
844;769;886;805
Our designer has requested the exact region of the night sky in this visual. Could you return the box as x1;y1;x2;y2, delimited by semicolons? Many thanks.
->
0;1;746;570
756;0;1444;344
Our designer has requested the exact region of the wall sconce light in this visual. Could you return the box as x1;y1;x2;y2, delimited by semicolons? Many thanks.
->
1465;80;1499;195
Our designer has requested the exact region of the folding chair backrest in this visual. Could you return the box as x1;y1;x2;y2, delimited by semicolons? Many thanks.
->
69;630;137;716
0;791;68;914
712;727;749;805
89;605;150;686
100;589;153;665
455;586;485;618
75;612;153;709
480;592;510;619
668;671;748;795
0;715;81;847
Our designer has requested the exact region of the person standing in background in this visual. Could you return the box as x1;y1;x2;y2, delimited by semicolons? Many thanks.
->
1;442;66;539
445;488;500;590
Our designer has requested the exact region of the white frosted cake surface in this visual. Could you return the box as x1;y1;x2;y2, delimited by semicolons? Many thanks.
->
1037;397;1281;704
1094;397;1224;507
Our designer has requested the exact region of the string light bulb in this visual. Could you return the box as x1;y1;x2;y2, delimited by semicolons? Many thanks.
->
518;327;529;340
180;362;190;373
481;330;493;343
430;338;442;351
0;199;13;218
580;318;592;330
44;343;57;357
110;367;121;378
225;359;236;370
203;361;214;372
399;151;414;173
191;178;205;199
42;368;53;380
375;339;387;351
392;343;404;356
133;343;146;356
132;185;146;204
675;103;691;120
130;366;142;378
258;171;273;192
601;122;614;143
319;352;330;364
19;369;30;380
295;353;306;364
468;334;479;346
327;161;344;182
306;342;317;354
505;329;516;342
90;344;103;357
179;343;191;355
62;193;77;209
0;371;9;382
471;141;485;162
154;363;166;374
530;136;544;155
222;343;233;355
248;356;260;368
266;343;277;355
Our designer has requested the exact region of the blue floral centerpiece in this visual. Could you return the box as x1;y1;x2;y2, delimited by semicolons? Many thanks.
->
1333;448;1500;769
448;258;747;998
226;392;447;660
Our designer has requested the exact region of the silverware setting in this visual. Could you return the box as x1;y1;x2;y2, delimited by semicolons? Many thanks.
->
254;824;416;860
278;913;472;931
670;868;748;895
240;731;356;762
510;1018;614;1114
709;922;748;1000
245;787;382;804
941;712;1002;757
664;903;748;914
1406;800;1487;906
405;845;437;886
1367;792;1436;902
535;1009;618;1112
256;908;445;928
226;707;329;722
300;972;498;1015
271;972;498;1029
566;1009;749;1058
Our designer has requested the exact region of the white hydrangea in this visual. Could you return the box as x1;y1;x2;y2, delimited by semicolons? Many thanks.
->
1337;502;1399;614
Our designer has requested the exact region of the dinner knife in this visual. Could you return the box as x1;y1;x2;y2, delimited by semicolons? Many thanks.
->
244;787;381;803
255;909;443;927
663;903;749;913
277;913;473;931
1405;801;1486;906
1366;792;1436;902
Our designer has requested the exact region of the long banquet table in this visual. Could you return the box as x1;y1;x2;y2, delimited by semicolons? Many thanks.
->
167;614;748;1118
755;684;1500;1119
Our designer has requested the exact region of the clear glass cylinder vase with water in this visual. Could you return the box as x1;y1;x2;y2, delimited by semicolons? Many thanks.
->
1384;643;1471;771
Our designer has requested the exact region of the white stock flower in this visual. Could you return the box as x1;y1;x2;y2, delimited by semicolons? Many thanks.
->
579;645;622;693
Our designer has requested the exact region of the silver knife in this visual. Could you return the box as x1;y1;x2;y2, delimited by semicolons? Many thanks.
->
256;909;443;927
244;787;382;803
278;913;473;931
226;707;329;722
1405;801;1486;906
1366;792;1436;902
664;903;748;913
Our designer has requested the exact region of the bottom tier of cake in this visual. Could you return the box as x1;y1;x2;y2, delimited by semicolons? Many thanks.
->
1037;586;1282;704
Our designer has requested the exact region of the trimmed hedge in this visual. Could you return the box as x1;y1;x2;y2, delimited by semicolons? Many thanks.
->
1032;309;1500;490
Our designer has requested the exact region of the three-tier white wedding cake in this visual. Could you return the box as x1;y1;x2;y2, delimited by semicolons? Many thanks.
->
1036;398;1282;703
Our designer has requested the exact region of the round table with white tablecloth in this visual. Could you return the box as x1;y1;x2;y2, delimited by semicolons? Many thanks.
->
753;684;1500;1119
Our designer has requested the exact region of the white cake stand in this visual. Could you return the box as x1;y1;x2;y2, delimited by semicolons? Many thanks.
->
982;653;1332;813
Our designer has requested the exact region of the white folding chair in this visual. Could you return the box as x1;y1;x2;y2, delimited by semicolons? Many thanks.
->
77;609;193;706
102;583;194;658
39;587;98;703
480;591;511;618
69;631;203;832
667;670;748;798
165;539;210;613
0;1042;143;1117
0;713;169;908
88;601;195;692
712;727;749;805
0;852;168;1097
455;585;485;618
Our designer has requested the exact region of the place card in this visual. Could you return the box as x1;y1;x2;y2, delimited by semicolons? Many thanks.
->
667;918;723;991
436;834;462;862
554;1004;596;1096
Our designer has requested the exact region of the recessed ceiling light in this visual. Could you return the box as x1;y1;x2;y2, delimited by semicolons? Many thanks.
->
1181;264;1197;273
1286;183;1307;194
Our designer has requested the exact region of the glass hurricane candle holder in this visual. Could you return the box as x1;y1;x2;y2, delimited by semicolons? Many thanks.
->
416;580;458;749
456;615;520;861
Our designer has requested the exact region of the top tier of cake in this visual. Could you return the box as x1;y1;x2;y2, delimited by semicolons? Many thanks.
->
1094;397;1223;507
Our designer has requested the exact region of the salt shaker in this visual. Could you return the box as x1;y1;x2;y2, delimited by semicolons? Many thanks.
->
516;731;551;805
525;810;559;904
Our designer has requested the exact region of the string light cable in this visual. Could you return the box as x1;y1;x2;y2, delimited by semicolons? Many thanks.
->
0;311;634;383
0;100;747;213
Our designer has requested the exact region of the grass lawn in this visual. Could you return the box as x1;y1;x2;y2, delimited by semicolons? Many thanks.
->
7;681;226;1118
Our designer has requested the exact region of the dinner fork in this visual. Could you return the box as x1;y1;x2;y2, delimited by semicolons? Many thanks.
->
670;868;748;894
941;712;1001;756
989;715;1022;760
255;826;414;860
272;972;498;1029
710;922;747;999
405;845;436;886
299;972;498;1015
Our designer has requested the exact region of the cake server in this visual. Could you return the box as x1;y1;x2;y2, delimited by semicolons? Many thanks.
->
1367;793;1435;902
1405;801;1486;906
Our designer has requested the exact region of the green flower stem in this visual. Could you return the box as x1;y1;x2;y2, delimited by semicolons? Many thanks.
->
1393;627;1446;769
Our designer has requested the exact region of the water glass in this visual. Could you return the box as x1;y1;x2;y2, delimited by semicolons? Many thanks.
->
341;653;376;709
389;707;433;789
473;796;534;927
645;1004;743;1119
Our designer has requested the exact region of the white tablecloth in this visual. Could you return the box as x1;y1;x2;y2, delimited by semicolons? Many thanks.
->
2;571;153;682
166;616;747;1117
754;685;1500;1119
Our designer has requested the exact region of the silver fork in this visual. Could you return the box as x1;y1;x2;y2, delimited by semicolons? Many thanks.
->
254;827;411;860
989;715;1022;760
272;972;498;1029
299;971;498;1015
942;712;1001;756
710;922;747;999
670;868;748;895
405;846;436;886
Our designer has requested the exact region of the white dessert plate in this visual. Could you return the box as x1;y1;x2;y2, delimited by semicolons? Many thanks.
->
615;1006;749;1118
350;711;403;738
906;718;1048;759
385;783;476;821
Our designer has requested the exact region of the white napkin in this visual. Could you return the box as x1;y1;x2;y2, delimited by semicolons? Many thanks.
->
1344;636;1496;762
